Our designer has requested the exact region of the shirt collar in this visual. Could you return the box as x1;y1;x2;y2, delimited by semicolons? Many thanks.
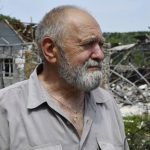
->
27;64;109;109
27;64;46;109
90;87;110;104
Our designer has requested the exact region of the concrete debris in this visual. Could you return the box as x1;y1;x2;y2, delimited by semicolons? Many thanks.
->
108;43;136;53
138;84;148;90
120;102;150;117
102;41;150;116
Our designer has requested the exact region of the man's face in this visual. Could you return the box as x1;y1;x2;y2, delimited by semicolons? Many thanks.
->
57;10;104;91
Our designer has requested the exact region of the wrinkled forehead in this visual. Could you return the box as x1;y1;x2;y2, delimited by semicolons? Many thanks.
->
63;9;103;42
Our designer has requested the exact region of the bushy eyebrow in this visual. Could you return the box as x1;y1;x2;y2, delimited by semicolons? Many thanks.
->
69;36;105;56
79;36;105;46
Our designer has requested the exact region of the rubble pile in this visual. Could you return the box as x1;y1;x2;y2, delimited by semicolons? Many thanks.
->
111;82;150;104
111;81;150;116
103;38;150;116
109;63;150;116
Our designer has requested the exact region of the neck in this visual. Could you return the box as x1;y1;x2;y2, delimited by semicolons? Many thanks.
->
38;64;85;109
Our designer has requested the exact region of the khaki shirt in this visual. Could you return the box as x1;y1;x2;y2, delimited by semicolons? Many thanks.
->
0;65;129;150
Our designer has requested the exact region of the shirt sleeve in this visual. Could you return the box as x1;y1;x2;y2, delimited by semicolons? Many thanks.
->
111;95;130;150
0;106;10;150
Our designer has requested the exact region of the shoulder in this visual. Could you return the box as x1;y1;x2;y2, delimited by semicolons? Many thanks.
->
92;87;124;122
91;87;115;104
0;80;28;106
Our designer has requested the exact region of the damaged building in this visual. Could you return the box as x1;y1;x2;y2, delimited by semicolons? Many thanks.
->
102;35;150;116
0;20;26;88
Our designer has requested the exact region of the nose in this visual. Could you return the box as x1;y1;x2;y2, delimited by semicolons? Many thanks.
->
90;44;104;61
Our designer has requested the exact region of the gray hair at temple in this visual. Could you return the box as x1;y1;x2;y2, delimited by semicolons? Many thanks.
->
35;5;88;61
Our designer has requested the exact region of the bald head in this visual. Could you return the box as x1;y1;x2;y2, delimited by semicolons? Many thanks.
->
66;8;99;26
35;5;101;60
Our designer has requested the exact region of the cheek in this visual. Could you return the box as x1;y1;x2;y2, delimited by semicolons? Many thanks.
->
70;50;91;65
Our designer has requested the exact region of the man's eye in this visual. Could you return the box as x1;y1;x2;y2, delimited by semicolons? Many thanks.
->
98;42;104;48
83;41;96;48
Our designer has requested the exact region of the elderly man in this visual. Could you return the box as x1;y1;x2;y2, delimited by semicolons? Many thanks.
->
0;5;129;150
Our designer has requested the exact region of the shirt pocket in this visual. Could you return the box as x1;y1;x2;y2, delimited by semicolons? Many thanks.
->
31;144;62;150
97;141;123;150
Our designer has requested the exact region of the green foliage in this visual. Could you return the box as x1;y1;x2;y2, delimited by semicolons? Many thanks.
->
111;49;149;67
103;32;150;45
124;115;150;150
0;14;24;30
132;50;144;67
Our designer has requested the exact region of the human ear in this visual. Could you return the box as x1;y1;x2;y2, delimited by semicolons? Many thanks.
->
41;37;57;63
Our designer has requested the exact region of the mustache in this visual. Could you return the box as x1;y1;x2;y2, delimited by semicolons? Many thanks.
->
84;59;102;69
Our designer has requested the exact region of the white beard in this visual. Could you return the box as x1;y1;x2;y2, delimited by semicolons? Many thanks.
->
58;52;102;91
